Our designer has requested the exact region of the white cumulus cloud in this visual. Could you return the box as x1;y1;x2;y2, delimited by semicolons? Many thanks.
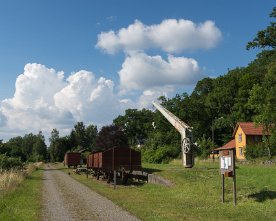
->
118;52;203;92
96;19;221;54
0;63;128;141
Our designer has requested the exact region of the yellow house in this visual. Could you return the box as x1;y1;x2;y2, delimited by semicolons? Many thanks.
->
233;122;266;160
214;122;267;160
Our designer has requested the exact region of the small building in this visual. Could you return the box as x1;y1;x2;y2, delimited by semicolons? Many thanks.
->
215;122;269;160
233;122;268;160
212;139;236;158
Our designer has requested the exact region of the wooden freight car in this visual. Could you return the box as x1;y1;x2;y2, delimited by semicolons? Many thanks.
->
87;153;94;169
87;147;141;184
64;152;81;168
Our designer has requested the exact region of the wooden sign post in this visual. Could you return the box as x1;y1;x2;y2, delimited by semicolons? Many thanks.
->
219;149;236;206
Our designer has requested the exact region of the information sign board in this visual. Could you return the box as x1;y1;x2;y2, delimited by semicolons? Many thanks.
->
219;150;234;176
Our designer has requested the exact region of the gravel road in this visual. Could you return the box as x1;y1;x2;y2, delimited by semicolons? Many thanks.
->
41;164;140;221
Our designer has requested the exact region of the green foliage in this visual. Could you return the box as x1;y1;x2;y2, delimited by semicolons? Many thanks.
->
142;145;180;164
245;143;268;159
269;131;276;156
49;128;74;162
69;122;97;150
247;7;276;49
48;122;98;162
0;154;23;170
95;125;129;151
1;132;47;163
113;108;154;146
196;135;214;159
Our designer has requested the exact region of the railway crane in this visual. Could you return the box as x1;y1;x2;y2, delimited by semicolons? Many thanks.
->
152;101;194;168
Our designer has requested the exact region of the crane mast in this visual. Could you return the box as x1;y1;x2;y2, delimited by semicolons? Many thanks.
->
152;101;194;168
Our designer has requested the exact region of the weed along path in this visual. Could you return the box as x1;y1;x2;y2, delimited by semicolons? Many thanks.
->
41;164;140;221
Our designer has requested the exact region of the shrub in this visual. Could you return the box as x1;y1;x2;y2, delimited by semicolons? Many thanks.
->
245;143;267;159
0;154;23;170
269;131;276;156
142;145;180;164
196;135;213;159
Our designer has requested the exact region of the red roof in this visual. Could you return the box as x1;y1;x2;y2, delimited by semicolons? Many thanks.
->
232;122;267;137
214;139;236;151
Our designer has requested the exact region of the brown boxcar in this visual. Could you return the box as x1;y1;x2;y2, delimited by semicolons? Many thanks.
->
64;152;81;168
87;154;94;169
93;147;141;172
93;152;102;168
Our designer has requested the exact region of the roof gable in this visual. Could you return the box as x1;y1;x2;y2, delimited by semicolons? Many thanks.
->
232;122;265;137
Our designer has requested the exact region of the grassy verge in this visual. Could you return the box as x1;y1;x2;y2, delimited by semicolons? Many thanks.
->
58;160;276;221
0;164;43;221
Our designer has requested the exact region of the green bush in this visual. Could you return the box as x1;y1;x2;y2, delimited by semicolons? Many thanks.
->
196;135;213;159
269;131;276;156
0;154;23;170
142;145;180;164
245;143;268;159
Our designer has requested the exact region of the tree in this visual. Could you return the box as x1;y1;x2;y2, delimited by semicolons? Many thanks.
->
85;124;98;151
113;109;154;146
95;125;129;151
248;62;276;158
197;135;213;159
32;131;47;161
247;7;276;49
49;128;63;162
6;136;26;161
72;122;87;148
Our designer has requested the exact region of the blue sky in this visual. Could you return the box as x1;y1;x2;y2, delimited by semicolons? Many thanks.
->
0;0;275;141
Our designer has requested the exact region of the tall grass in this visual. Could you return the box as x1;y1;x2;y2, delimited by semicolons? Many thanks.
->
0;163;43;221
0;170;24;193
0;162;42;195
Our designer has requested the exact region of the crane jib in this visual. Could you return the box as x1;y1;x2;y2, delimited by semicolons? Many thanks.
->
152;101;194;168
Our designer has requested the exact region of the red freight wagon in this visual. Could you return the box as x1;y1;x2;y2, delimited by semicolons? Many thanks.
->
64;152;81;168
93;152;102;168
104;147;141;171
87;147;143;184
87;154;94;169
92;147;141;172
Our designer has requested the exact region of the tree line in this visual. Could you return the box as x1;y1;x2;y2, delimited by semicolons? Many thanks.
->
0;7;275;166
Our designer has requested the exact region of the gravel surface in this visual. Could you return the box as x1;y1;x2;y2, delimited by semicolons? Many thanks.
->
41;164;140;221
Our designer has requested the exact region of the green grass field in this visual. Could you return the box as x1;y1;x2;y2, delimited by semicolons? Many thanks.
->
0;168;43;221
61;159;276;221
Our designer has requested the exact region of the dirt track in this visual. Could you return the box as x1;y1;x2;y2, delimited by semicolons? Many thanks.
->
41;164;140;221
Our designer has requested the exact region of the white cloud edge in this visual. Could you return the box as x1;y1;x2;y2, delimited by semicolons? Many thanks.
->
96;19;222;54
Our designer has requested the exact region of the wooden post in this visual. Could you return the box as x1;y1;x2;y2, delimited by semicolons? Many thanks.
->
219;149;237;205
222;174;225;203
113;170;116;189
233;156;237;206
233;174;237;206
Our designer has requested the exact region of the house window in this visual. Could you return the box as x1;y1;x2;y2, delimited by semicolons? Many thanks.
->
254;136;260;142
238;133;242;143
239;147;243;156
